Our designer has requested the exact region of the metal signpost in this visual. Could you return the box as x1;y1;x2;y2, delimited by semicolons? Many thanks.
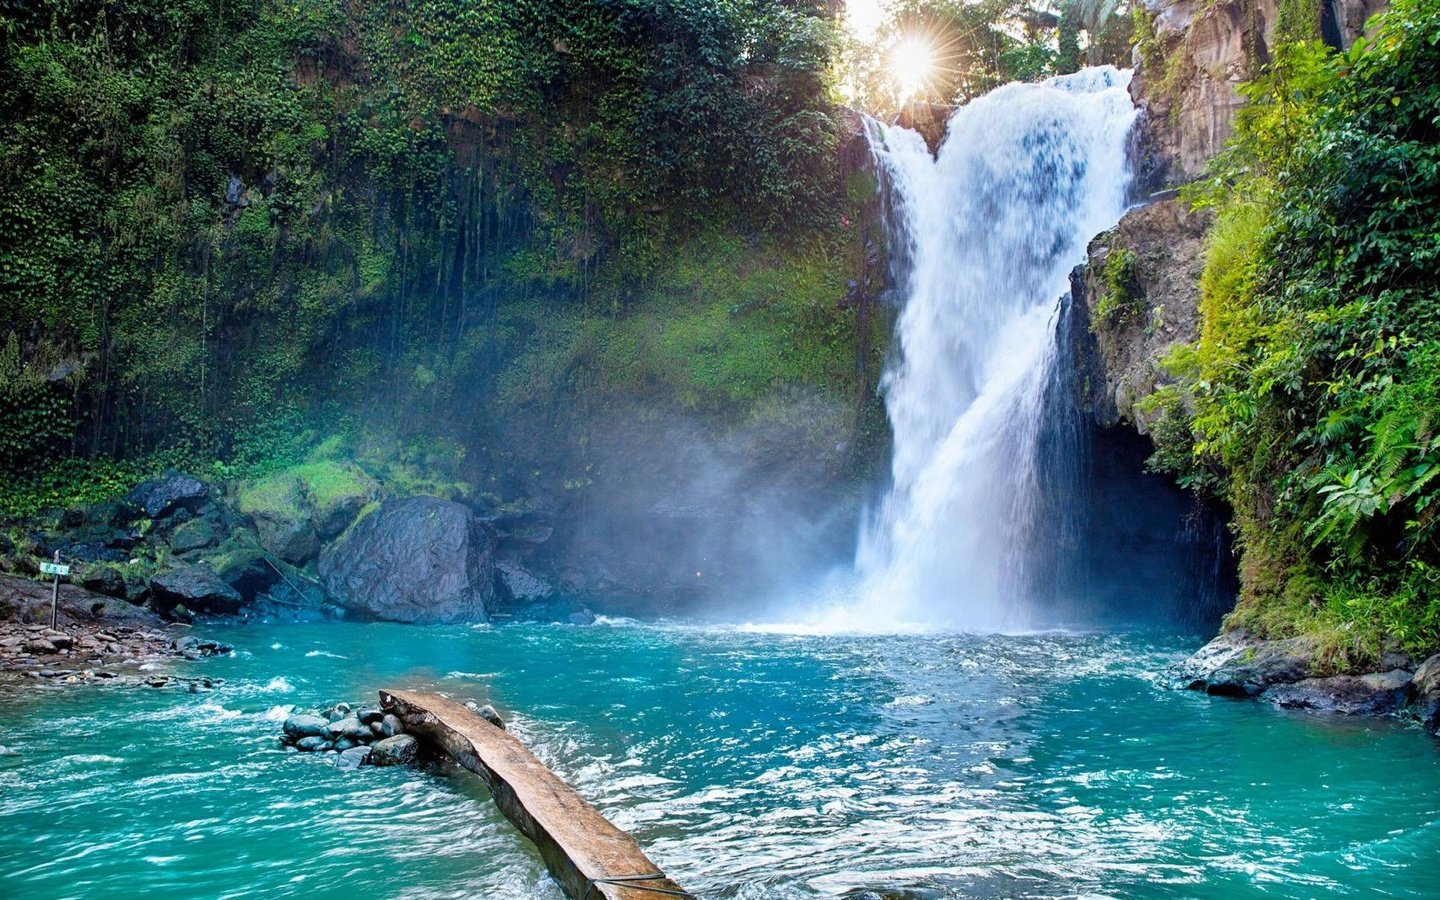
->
40;552;70;630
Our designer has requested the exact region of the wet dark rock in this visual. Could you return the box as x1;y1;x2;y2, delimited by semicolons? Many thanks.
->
1172;630;1317;698
378;714;404;738
335;746;371;769
1266;670;1413;717
59;541;128;564
496;560;555;603
283;714;330;739
356;707;384;725
173;635;232;657
295;735;329;752
150;566;244;615
124;473;210;519
169;517;220;553
326;716;370;741
1410;654;1440;733
368;734;419;767
318;496;495;624
80;565;127;599
253;517;319;566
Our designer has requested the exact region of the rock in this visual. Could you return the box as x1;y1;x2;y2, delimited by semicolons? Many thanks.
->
1078;199;1211;428
325;716;370;742
318;496;495;624
59;541;127;564
1410;654;1440;732
295;735;329;752
207;541;279;602
1266;670;1413;716
253;517;319;566
150;565;245;615
22;639;56;655
335;746;371;769
368;734;419;767
1171;630;1317;698
87;499;139;529
169;517;219;553
476;704;505;730
377;714;405;738
895;100;954;156
282;714;331;740
356;707;384;725
496;560;555;603
80;565;127;599
124;473;210;519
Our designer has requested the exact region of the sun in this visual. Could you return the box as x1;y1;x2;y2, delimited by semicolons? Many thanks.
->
890;38;936;100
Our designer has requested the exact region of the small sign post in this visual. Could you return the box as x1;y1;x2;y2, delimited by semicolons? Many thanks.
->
40;552;70;629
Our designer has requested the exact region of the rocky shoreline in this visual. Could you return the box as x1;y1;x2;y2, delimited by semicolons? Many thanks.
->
1174;630;1440;736
0;574;231;691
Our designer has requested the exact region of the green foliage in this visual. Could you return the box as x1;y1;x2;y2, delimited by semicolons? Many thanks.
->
1165;0;1440;658
0;450;204;520
841;0;1127;111
1093;247;1140;326
495;230;861;415
0;0;852;481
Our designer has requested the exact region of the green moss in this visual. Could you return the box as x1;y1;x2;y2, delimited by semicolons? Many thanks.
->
496;231;860;416
235;458;378;526
234;473;306;523
289;462;376;515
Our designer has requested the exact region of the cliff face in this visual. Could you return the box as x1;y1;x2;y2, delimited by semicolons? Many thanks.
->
1078;198;1210;430
1130;0;1282;186
1130;0;1385;187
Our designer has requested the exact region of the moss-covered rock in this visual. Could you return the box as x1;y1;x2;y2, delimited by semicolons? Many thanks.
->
169;516;220;554
235;460;378;563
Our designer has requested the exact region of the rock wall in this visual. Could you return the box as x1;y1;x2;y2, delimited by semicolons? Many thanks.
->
1130;0;1386;187
1130;0;1282;186
1077;197;1211;430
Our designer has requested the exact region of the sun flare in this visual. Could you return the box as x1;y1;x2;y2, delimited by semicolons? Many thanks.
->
890;38;936;100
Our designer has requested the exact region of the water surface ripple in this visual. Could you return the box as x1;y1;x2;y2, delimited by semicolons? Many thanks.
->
2;623;1437;898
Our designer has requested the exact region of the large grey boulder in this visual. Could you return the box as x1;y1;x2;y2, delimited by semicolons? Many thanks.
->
368;734;419;767
124;473;210;519
1171;629;1316;698
317;496;494;624
150;565;244;614
1266;670;1413;717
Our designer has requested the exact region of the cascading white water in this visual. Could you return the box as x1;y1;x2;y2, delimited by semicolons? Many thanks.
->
856;67;1139;630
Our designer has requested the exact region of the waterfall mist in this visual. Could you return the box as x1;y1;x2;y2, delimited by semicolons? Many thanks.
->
855;68;1140;630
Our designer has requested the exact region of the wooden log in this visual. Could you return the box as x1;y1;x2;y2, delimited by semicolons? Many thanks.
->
380;689;691;900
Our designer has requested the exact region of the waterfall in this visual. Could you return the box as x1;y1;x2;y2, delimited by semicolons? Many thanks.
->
856;67;1139;630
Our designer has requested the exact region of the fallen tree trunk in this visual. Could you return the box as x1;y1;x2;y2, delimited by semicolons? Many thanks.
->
379;689;691;900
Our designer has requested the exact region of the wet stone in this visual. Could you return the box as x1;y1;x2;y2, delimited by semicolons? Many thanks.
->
369;734;419;767
335;746;371;769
